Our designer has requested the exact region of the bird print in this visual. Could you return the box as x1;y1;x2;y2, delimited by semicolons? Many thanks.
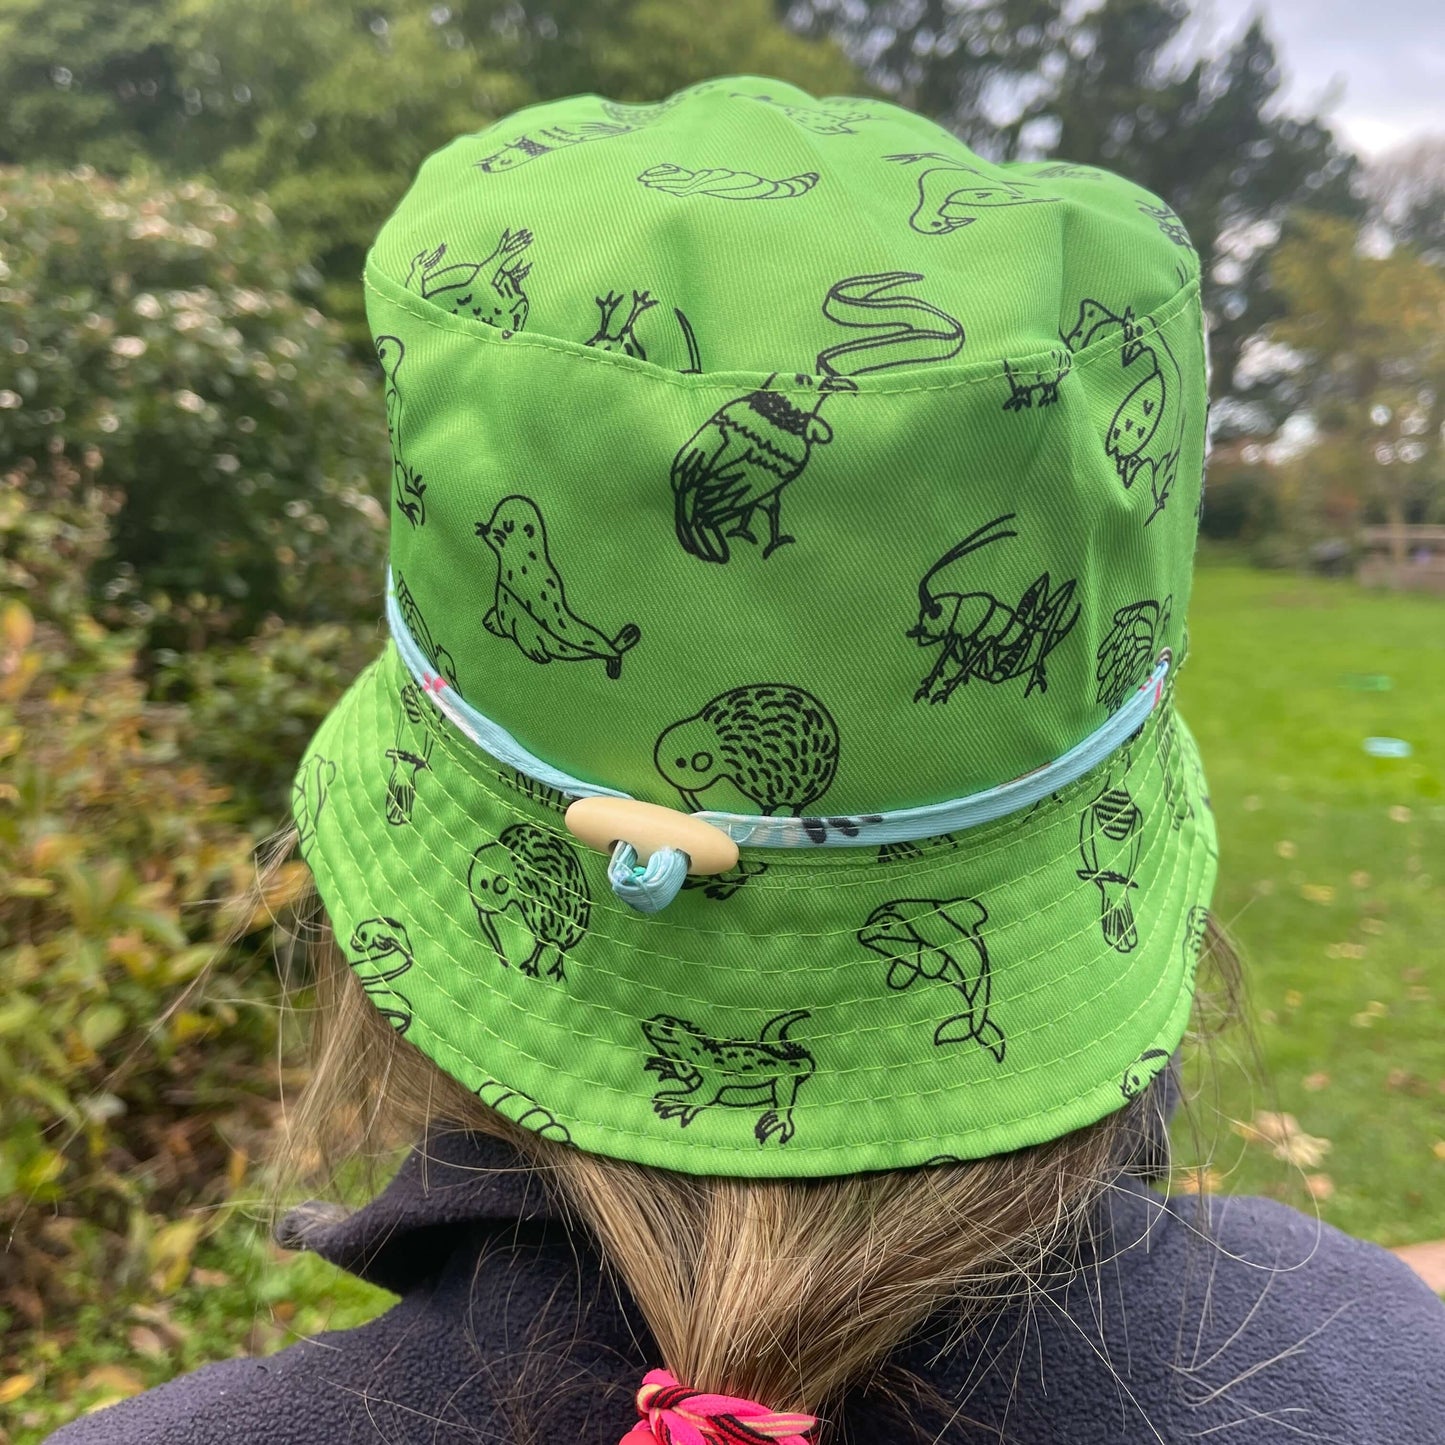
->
1120;1048;1172;1099
1002;350;1072;411
474;1081;572;1143
393;571;458;685
1096;596;1172;710
385;682;434;827
468;823;591;981
406;231;533;331
885;152;1060;234
910;514;1079;704
856;896;1006;1058
585;289;659;358
477;495;641;679
637;163;819;200
655;683;840;820
347;917;415;1034
376;335;425;527
1077;783;1145;953
1061;297;1185;524
292;754;335;862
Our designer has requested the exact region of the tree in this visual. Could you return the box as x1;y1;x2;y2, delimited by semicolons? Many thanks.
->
1367;136;1445;266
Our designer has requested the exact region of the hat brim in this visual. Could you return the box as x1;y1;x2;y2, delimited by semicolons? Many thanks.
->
294;644;1217;1177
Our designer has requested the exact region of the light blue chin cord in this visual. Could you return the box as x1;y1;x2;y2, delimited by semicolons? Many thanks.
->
385;570;1171;914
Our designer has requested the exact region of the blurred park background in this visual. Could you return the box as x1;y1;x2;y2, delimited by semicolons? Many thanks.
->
1;0;1442;1435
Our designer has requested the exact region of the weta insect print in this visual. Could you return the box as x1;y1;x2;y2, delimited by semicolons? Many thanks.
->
347;917;415;1034
909;514;1079;704
642;1011;816;1146
407;232;532;332
857;896;1006;1060
1077;783;1145;954
376;335;425;527
884;152;1061;234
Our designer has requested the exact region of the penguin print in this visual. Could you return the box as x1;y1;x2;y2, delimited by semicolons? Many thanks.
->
468;823;591;981
1096;597;1172;710
637;164;819;200
376;335;425;527
885;152;1061;234
347;917;415;1034
406;231;532;331
477;495;642;679
1077;783;1146;953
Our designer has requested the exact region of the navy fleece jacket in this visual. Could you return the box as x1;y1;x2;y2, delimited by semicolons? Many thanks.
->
47;1131;1445;1443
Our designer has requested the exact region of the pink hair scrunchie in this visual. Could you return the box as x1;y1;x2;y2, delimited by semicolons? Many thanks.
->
621;1369;818;1445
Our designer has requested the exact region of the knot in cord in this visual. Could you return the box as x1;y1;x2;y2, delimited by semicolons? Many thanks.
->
607;841;690;913
620;1369;817;1445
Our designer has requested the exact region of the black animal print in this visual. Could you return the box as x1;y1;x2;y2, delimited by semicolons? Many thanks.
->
407;232;532;331
1077;783;1145;953
670;273;963;564
680;859;770;900
474;99;680;173
1062;298;1185;525
376;335;425;527
468;823;591;981
1138;202;1192;247
586;290;658;357
732;91;880;134
857;896;1005;1059
637;163;818;200
1120;1048;1171;1099
477;495;641;678
910;514;1079;704
643;1011;816;1146
1156;708;1192;831
385;682;433;827
876;833;959;864
1030;163;1106;179
885;152;1060;234
654;684;840;818
347;917;415;1034
1096;596;1172;710
394;571;458;685
474;1081;572;1143
292;754;335;861
1002;350;1072;411
503;768;570;815
1181;903;1210;990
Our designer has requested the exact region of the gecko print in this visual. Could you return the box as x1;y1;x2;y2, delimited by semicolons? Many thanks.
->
643;1010;816;1146
857;896;1006;1059
637;163;818;200
376;336;425;527
394;571;458;685
671;272;964;564
1181;903;1210;990
1120;1048;1172;1099
1062;298;1186;525
654;684;840;821
585;290;703;372
474;97;681;173
347;917;415;1034
876;833;959;864
1096;596;1172;710
467;823;591;982
732;91;881;134
1138;202;1192;247
1002;350;1072;411
406;232;532;331
680;859;770;901
1077;783;1145;953
477;495;642;679
885;152;1061;233
474;1081;573;1143
292;754;335;861
385;681;434;827
910;514;1080;704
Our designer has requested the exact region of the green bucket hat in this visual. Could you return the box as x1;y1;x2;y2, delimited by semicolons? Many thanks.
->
294;76;1218;1178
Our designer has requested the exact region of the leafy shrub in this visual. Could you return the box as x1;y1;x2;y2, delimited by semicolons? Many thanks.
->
0;165;387;647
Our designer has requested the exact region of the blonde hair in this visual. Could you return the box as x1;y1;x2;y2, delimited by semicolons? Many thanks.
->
267;851;1239;1435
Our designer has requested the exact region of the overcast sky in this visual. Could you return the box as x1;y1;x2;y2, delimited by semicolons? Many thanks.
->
1194;0;1444;155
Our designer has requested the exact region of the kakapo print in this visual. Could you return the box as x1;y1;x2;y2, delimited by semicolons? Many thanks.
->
1138;202;1192;248
1062;298;1186;525
1002;350;1072;412
1077;783;1145;954
857;897;1006;1060
376;336;425;527
643;1011;816;1147
585;290;703;373
680;859;770;901
1096;596;1172;710
394;571;458;685
1120;1048;1172;1099
292;754;335;861
467;823;591;981
474;1081;572;1143
385;681;434;827
473;96;681;173
910;514;1080;704
476;495;642;679
637;164;818;201
654;683;839;819
731;91;881;134
406;232;532;332
670;273;964;565
885;152;1061;234
347;917;415;1034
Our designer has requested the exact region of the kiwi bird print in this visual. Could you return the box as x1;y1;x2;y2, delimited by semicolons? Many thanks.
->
857;896;1005;1059
671;273;964;564
292;754;335;862
1077;783;1145;953
885;152;1060;234
1096;596;1172;710
406;231;532;331
477;495;641;679
347;917;415;1034
1062;297;1185;524
376;335;425;527
468;823;591;981
910;514;1079;704
638;163;818;200
655;683;840;821
474;1081;572;1143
